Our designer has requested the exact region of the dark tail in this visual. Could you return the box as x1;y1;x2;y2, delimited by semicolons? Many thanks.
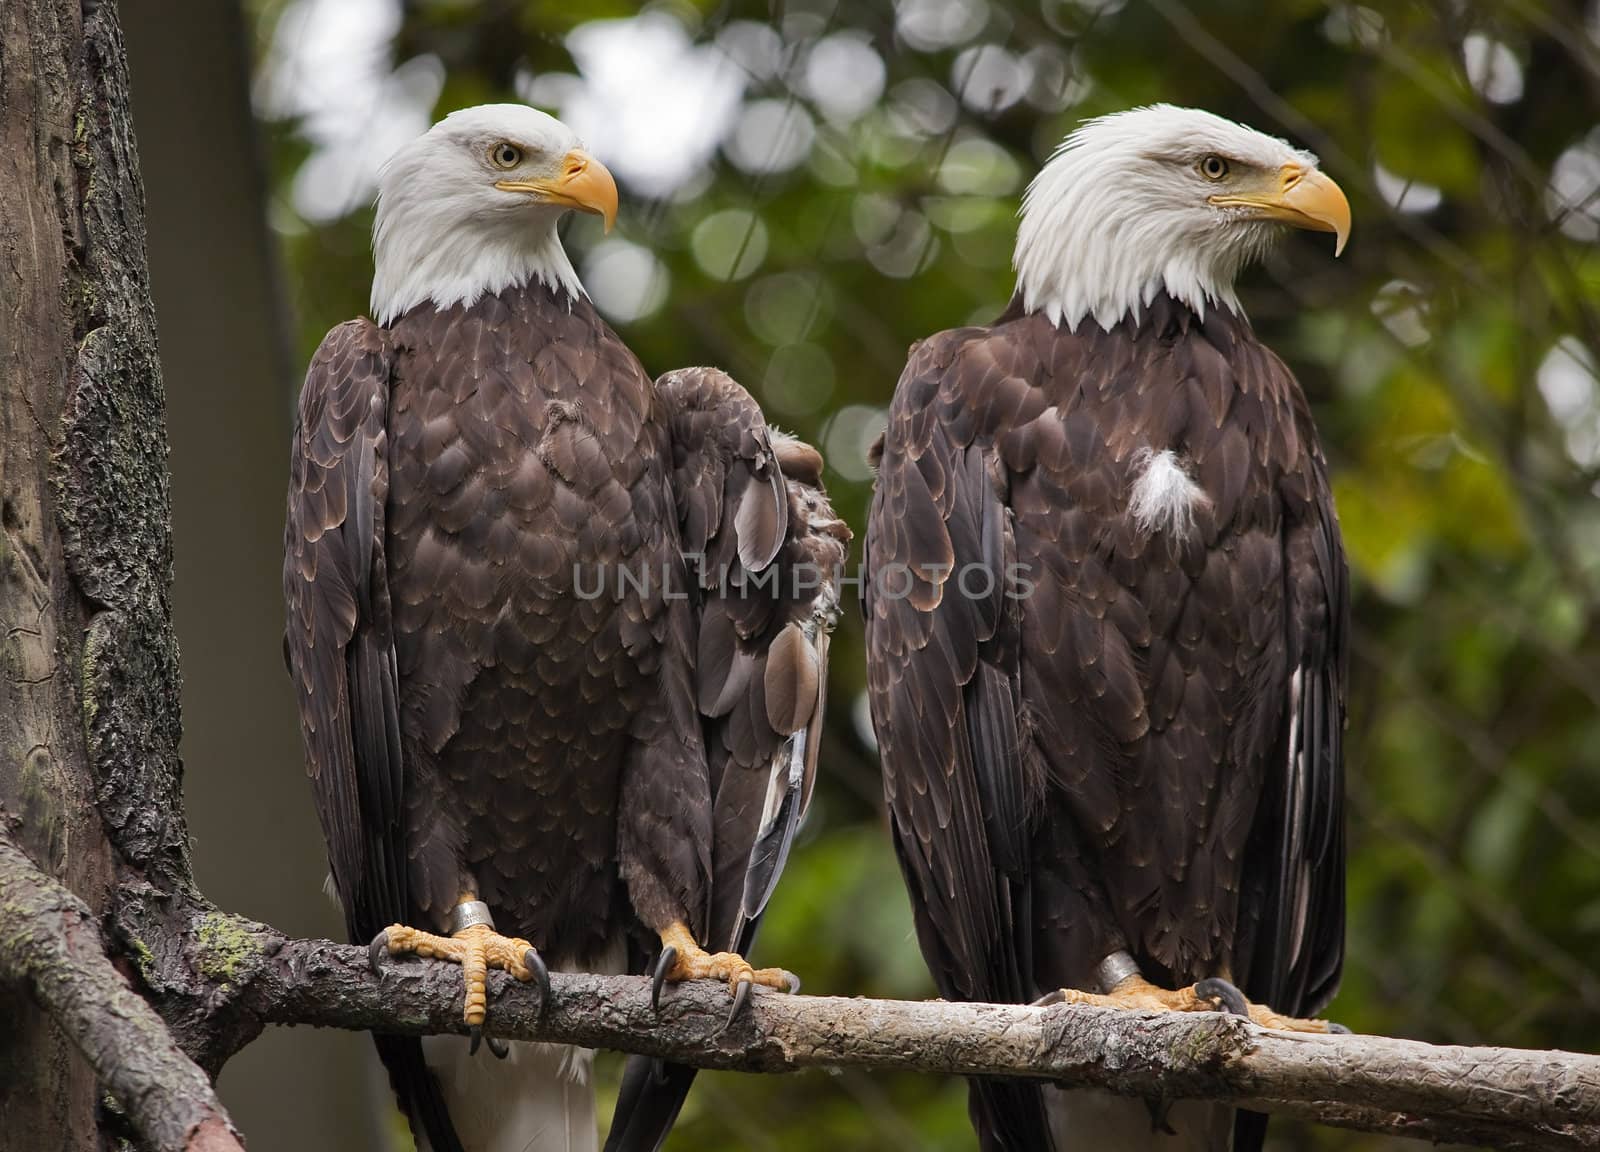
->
970;1078;1055;1152
603;1056;697;1152
1233;1108;1268;1152
375;1034;464;1152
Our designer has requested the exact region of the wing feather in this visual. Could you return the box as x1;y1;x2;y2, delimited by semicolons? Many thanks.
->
284;319;406;935
1234;391;1348;1152
283;320;460;1152
866;335;1052;1152
1241;439;1347;1018
605;368;848;1152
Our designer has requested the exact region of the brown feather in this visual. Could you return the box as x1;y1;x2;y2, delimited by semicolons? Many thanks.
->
763;623;819;736
864;293;1348;1152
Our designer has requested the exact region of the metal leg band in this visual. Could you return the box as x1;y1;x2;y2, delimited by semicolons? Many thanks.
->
1093;949;1142;994
449;899;495;935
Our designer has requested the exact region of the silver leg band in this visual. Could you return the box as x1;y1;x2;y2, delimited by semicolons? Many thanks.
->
449;899;495;935
1093;950;1142;994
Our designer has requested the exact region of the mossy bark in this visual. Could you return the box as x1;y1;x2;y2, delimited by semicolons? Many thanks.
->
0;0;191;1145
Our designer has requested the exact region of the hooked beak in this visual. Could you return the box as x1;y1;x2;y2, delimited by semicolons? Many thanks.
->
496;149;618;233
1210;163;1351;256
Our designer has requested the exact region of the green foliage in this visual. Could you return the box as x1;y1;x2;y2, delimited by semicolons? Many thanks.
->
251;1;1600;1147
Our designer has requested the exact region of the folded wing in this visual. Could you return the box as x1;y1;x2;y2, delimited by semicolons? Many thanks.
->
606;368;848;1152
283;319;462;1152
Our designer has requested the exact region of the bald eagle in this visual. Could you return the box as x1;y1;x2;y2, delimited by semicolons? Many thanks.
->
284;104;847;1152
864;105;1351;1152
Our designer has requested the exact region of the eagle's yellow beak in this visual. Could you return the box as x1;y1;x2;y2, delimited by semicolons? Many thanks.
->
1210;164;1350;256
496;150;618;233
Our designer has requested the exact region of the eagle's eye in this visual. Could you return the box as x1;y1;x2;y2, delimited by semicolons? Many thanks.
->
490;142;523;170
1199;154;1230;181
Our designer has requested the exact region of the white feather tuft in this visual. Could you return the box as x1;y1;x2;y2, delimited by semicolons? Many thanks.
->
1126;449;1210;542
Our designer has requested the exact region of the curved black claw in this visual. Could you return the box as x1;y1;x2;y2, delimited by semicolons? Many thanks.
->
782;971;802;995
524;947;552;1023
1194;978;1250;1018
485;1034;511;1059
469;1024;484;1056
1030;989;1066;1008
367;929;391;977
1327;1021;1352;1035
721;977;754;1032
651;946;678;1013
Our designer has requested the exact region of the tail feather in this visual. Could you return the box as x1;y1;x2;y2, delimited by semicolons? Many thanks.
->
1232;1108;1267;1152
970;1078;1055;1152
1045;1088;1232;1152
377;1034;464;1152
418;1037;597;1152
411;944;626;1152
602;1057;696;1152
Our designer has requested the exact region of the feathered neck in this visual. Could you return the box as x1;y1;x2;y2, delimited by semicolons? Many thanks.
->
1012;133;1275;334
370;185;582;326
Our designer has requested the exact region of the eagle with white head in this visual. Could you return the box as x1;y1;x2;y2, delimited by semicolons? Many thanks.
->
865;105;1351;1152
284;103;847;1152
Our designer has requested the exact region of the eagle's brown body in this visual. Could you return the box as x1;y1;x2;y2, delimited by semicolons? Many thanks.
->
865;294;1346;1150
288;283;695;964
383;285;688;960
285;281;845;1152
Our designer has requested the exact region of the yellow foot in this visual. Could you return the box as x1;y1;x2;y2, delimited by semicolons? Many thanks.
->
651;921;799;1023
1240;999;1342;1033
1037;973;1340;1034
368;900;551;1055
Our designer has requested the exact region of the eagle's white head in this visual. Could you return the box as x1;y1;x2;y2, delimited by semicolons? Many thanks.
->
1014;104;1350;332
370;104;618;325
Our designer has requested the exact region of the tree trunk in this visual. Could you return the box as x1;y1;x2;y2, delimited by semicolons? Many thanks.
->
119;4;382;1144
0;1;189;1145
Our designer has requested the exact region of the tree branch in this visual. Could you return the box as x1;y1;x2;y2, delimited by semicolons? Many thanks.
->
126;907;1600;1152
0;833;243;1152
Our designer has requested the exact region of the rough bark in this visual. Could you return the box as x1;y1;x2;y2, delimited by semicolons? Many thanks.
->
119;3;377;1139
0;835;242;1152
107;905;1600;1152
0;0;202;1147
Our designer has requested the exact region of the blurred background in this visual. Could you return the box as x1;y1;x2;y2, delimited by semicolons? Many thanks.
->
122;1;1600;1149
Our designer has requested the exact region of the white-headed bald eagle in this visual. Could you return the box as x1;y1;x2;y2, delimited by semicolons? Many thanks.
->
284;104;847;1152
864;104;1351;1152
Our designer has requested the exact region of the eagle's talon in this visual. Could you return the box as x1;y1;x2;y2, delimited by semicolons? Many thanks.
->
367;929;391;977
1030;989;1066;1008
1042;971;1336;1033
1328;1021;1351;1035
723;977;753;1030
651;946;678;1013
524;947;551;1021
653;921;798;1006
782;971;801;995
485;1034;511;1059
469;1024;484;1056
1194;977;1250;1017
